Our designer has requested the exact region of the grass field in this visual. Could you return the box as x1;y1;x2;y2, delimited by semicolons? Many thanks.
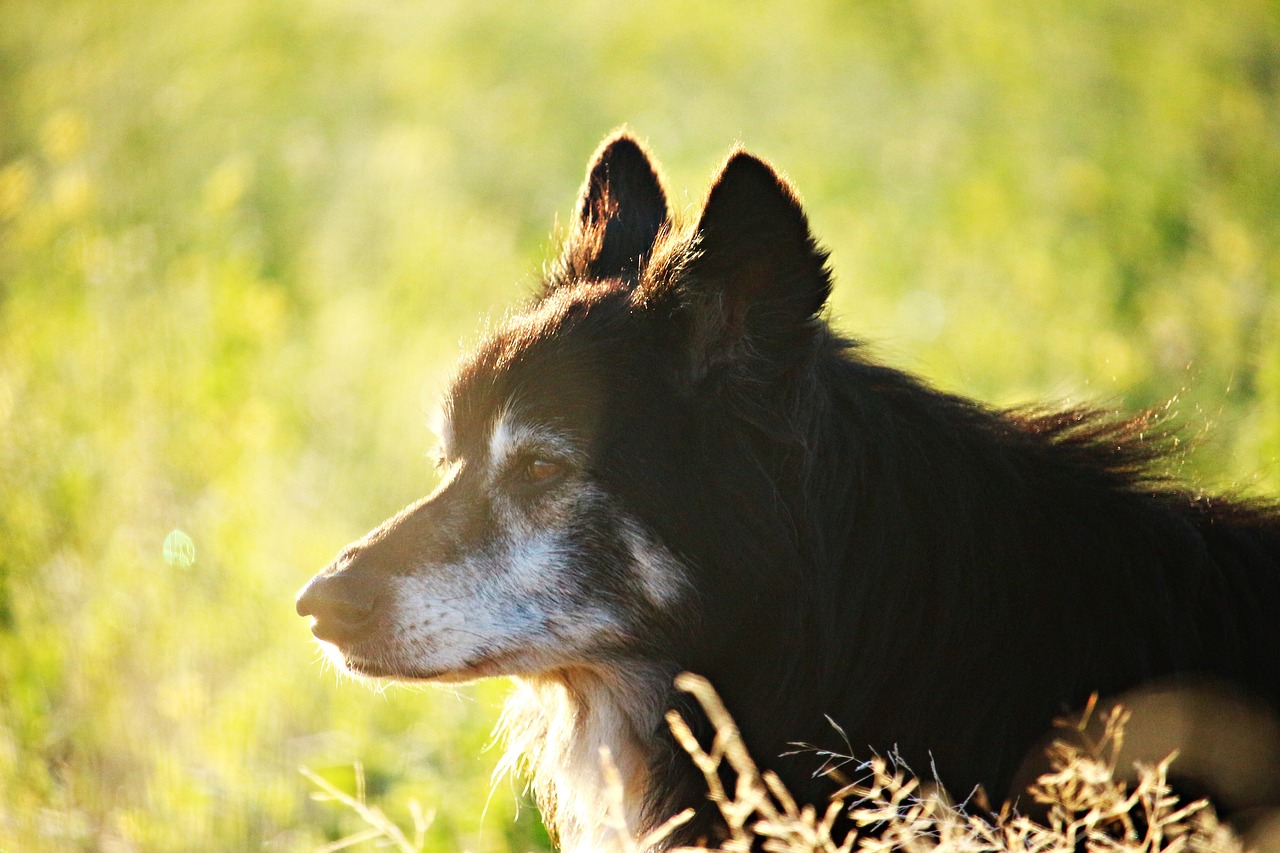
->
1;1;1278;850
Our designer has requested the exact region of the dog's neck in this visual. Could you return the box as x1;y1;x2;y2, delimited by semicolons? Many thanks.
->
497;663;678;852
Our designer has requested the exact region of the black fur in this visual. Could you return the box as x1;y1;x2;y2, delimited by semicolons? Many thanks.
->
506;134;1280;844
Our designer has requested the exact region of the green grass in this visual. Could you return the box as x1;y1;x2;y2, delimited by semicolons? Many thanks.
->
1;0;1278;850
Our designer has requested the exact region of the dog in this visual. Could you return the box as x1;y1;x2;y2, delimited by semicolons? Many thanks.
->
297;131;1280;851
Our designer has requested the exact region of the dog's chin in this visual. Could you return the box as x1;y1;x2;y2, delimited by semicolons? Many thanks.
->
335;647;524;685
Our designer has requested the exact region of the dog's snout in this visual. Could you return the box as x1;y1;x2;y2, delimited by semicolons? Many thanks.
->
296;571;377;644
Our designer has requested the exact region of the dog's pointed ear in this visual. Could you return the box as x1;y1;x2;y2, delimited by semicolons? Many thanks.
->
672;150;832;384
555;131;670;286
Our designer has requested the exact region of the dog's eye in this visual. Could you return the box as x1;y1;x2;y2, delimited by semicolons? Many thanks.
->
522;458;563;484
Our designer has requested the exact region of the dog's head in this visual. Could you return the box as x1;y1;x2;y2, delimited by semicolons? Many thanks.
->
296;132;832;683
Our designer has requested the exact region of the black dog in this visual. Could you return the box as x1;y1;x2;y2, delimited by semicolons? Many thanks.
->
298;131;1280;850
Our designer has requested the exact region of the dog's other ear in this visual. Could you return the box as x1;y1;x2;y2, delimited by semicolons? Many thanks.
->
674;150;832;384
555;130;670;287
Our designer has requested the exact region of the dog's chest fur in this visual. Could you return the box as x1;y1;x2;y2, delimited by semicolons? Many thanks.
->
497;665;676;853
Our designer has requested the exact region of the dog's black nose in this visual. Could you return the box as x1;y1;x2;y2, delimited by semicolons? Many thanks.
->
296;572;375;644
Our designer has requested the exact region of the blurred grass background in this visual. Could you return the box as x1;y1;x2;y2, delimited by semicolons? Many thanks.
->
1;0;1278;850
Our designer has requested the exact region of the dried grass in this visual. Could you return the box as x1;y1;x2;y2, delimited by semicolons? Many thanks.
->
601;674;1242;853
306;674;1244;852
